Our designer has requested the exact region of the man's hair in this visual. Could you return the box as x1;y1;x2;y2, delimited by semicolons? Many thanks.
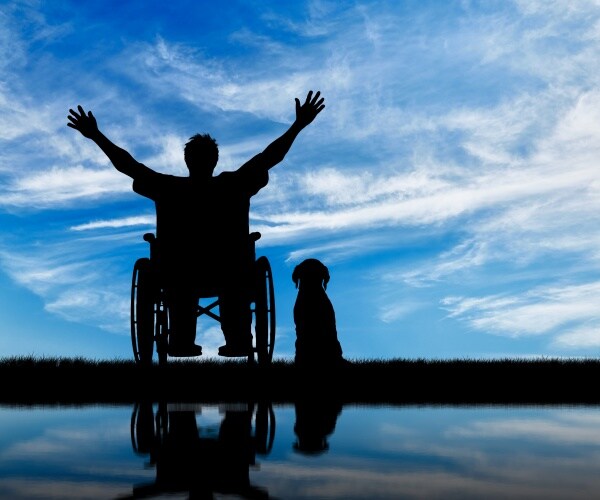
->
184;133;219;170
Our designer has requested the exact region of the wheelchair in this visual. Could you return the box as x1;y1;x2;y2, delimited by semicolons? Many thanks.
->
130;231;275;365
129;401;275;498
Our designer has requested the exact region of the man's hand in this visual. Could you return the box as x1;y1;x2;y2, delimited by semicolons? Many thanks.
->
67;105;99;139
295;90;325;128
242;90;326;171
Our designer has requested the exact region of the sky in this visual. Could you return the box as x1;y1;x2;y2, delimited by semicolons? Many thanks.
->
2;0;600;360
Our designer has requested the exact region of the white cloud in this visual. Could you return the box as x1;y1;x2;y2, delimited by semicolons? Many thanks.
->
70;215;154;231
298;167;451;207
196;325;226;359
0;242;133;334
0;166;132;208
252;152;598;249
378;302;422;324
448;411;600;445
45;288;130;333
441;282;600;343
137;132;192;176
118;37;325;124
400;240;490;287
553;325;600;348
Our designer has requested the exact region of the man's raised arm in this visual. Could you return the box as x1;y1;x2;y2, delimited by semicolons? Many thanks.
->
67;105;148;179
241;90;325;172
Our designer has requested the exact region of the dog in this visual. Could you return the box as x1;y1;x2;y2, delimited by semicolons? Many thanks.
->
292;258;344;366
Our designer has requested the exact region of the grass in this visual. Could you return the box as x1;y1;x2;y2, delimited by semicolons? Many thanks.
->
1;356;599;405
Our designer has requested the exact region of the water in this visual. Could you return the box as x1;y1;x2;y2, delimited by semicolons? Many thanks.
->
1;403;599;499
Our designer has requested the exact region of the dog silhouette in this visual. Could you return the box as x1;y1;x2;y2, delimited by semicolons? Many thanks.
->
292;259;344;366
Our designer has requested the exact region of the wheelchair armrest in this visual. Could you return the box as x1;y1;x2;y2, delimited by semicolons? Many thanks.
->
250;232;261;242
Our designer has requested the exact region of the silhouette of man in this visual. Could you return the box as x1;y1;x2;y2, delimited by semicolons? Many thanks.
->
68;91;325;357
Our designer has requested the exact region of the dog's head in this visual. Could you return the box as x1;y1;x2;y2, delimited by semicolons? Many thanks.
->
292;258;330;290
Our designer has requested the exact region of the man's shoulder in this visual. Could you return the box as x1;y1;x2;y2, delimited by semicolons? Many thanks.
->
212;170;241;186
214;166;268;193
214;170;236;180
131;166;169;178
133;171;191;198
138;171;190;184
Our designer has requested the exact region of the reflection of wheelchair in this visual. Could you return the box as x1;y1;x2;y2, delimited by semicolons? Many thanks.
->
131;232;275;365
129;401;275;499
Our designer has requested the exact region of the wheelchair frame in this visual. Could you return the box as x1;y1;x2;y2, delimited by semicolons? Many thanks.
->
130;401;276;458
129;401;275;498
130;231;275;365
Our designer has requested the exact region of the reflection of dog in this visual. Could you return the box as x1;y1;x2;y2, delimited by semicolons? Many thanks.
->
292;259;344;366
293;399;343;455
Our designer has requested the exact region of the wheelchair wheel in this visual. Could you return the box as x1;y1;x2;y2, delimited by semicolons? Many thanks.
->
155;300;169;366
254;256;276;365
254;401;276;455
131;258;156;364
130;401;156;455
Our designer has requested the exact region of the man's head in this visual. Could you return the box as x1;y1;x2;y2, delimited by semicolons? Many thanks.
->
184;133;219;176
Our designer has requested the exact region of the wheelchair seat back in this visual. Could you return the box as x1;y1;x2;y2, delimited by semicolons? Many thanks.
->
143;231;261;299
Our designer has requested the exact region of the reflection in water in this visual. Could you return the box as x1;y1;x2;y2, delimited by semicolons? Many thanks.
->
1;405;600;498
127;402;274;499
293;400;342;455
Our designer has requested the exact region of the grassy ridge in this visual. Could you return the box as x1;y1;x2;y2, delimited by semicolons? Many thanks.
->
1;356;599;405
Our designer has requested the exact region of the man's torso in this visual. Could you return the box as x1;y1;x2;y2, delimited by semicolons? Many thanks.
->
132;166;268;266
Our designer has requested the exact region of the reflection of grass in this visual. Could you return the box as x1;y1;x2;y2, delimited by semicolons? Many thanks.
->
2;356;600;405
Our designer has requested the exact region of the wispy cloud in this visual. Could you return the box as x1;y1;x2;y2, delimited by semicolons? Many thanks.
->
0;166;132;209
70;215;154;231
553;325;600;348
0;240;134;334
2;1;600;357
378;302;422;324
448;411;600;445
441;282;600;346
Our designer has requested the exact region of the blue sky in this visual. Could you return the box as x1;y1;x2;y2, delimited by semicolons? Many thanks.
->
2;0;600;360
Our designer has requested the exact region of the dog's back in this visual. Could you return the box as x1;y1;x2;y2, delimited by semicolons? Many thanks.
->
292;259;343;366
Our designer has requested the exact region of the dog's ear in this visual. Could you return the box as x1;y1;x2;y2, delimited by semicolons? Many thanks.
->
322;266;330;290
292;265;300;289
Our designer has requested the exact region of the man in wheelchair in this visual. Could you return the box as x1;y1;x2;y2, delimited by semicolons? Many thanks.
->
68;91;325;357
